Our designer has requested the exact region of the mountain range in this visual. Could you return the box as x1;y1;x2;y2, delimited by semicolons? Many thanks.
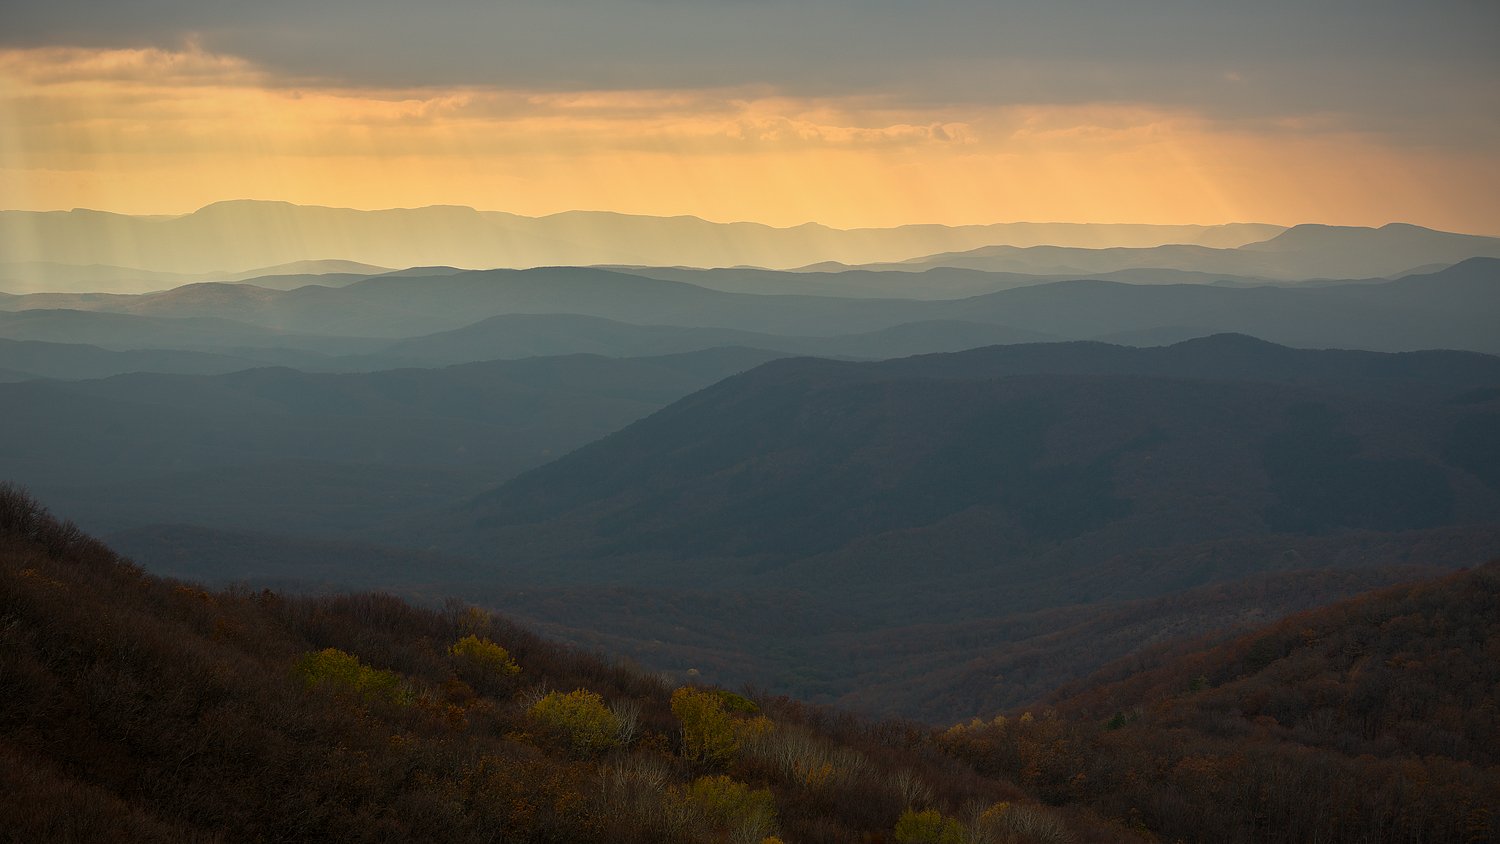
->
392;336;1496;710
0;259;393;295
4;258;1495;357
452;335;1500;581
3;204;1498;765
0;201;1284;279
0;348;785;537
66;334;1494;719
7;204;1498;289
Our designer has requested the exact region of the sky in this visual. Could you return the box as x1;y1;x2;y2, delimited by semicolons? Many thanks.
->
2;1;1498;231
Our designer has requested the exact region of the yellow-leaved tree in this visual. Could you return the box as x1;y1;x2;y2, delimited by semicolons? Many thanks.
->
293;648;410;705
449;634;520;676
672;686;740;765
528;689;620;754
893;808;965;844
681;775;779;844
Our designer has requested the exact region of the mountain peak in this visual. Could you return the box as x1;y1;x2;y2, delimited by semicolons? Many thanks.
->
193;199;301;213
1169;331;1284;350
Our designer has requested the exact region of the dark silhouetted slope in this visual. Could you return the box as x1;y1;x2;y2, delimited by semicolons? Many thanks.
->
459;337;1500;583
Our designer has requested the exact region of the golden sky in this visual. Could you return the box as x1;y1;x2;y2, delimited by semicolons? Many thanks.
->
2;40;1497;232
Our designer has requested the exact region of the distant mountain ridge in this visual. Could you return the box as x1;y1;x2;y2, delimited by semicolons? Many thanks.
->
4;258;1494;355
456;334;1500;551
863;223;1500;279
69;334;1500;729
1;200;1282;278
456;335;1500;586
615;265;1292;299
0;337;268;381
0;258;395;295
367;314;1057;368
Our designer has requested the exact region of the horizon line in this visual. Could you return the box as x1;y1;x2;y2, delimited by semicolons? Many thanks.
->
7;200;1498;239
0;198;1347;233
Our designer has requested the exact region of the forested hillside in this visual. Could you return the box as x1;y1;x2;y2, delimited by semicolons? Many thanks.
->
5;486;1496;842
0;485;1115;843
940;561;1500;843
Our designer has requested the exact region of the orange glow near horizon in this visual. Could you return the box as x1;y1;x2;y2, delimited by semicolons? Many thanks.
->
2;45;1497;234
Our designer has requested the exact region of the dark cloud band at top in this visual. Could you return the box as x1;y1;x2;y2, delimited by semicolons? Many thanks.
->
4;0;1497;141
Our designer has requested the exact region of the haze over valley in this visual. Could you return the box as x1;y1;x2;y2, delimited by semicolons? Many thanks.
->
3;3;1498;841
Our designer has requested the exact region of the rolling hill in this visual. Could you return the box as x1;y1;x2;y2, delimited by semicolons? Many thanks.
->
0;261;199;295
0;308;376;356
399;336;1500;715
458;336;1500;580
0;348;787;537
367;313;1057;368
0;258;397;295
0;308;1056;377
0;338;272;381
616;265;1286;298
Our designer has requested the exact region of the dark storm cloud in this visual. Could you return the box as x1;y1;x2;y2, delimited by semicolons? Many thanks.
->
4;0;1497;134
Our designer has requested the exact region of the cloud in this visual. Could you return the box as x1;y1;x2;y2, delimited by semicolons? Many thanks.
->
0;46;986;158
2;1;1495;131
0;42;261;86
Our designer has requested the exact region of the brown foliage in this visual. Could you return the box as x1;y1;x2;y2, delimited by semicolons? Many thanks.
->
941;562;1500;843
0;484;1121;843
